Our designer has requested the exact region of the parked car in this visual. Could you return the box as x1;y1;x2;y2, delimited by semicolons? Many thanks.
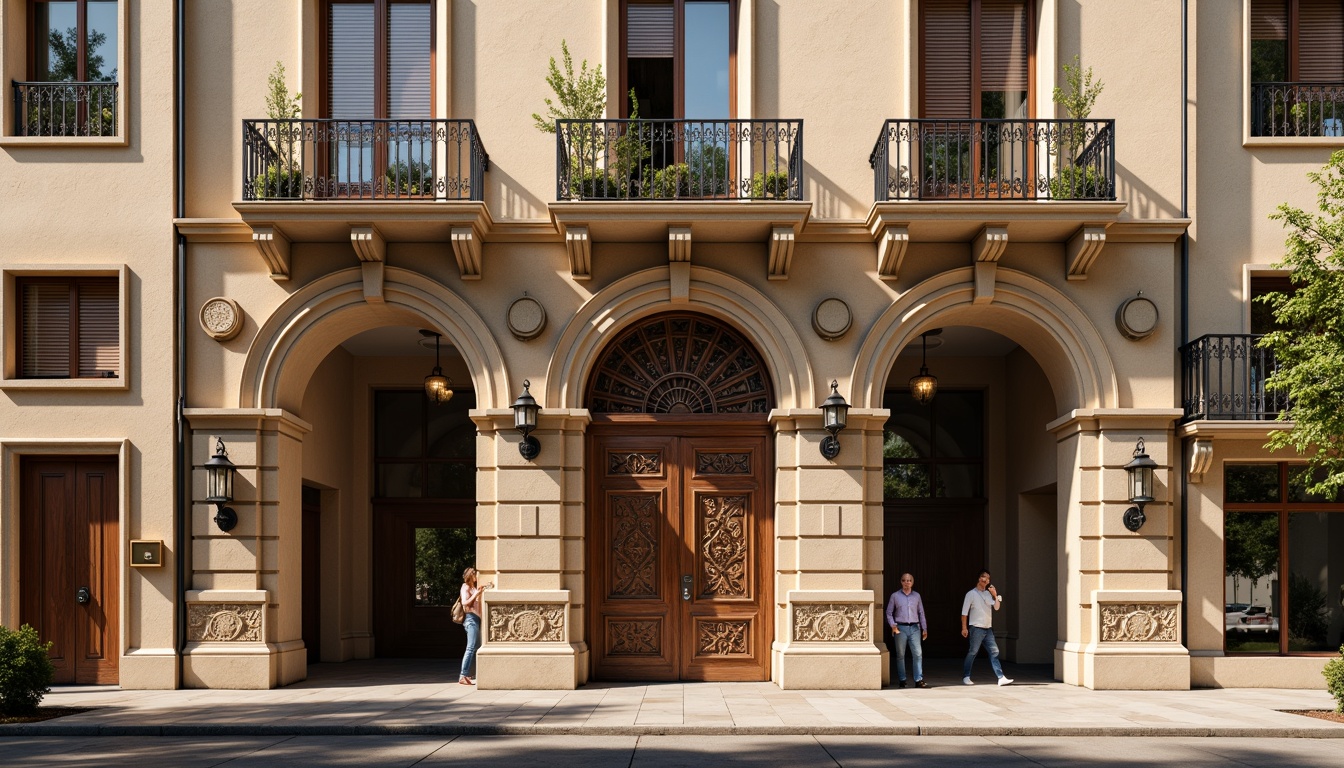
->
1225;605;1278;633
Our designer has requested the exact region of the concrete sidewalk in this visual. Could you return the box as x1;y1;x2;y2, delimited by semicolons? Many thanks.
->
3;659;1342;738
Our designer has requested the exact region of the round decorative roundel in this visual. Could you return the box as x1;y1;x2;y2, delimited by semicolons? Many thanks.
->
587;313;773;414
1116;295;1159;341
199;297;243;341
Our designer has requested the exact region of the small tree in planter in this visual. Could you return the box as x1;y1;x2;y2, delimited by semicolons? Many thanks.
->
533;41;611;197
253;61;305;199
1325;646;1344;713
1049;56;1107;200
0;624;55;717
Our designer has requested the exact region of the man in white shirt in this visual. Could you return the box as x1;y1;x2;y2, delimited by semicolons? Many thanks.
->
960;569;1012;686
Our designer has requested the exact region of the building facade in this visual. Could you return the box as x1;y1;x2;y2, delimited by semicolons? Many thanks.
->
1;0;1341;691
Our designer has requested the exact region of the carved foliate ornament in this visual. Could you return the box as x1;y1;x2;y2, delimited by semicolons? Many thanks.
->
698;620;750;656
487;603;566;642
696;452;751;475
187;603;263;642
609;619;661;656
199;297;244;341
792;603;871;642
700;495;748;597
1099;603;1178;642
611;494;659;598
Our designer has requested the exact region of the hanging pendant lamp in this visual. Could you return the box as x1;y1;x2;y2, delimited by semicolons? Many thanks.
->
909;331;939;406
420;329;454;405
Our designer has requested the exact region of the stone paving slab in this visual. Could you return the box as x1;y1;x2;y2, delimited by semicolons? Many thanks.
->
2;659;1342;739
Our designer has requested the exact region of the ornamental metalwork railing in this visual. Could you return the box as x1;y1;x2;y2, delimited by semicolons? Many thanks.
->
12;80;118;137
1181;334;1288;421
241;119;489;201
1250;82;1344;138
869;118;1115;201
555;119;803;201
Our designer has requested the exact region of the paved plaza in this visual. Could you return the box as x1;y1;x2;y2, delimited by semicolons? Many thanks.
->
3;659;1342;739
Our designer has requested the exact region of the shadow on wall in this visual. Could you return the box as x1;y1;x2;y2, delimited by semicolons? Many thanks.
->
804;162;866;219
1113;161;1181;220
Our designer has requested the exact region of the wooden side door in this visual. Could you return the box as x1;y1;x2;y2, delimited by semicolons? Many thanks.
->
589;434;681;681
883;504;985;658
372;504;473;658
20;457;119;684
679;435;770;681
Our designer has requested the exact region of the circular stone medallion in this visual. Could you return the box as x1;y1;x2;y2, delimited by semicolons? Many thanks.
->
1115;296;1159;341
507;296;547;341
812;298;852;341
199;297;244;341
510;610;547;641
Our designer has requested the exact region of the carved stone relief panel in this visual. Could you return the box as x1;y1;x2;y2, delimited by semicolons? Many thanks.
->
607;618;662;656
696;452;751;475
792;603;871;642
187;603;263;642
487;603;566;642
1099;603;1179;642
610;494;660;598
699;494;748;598
609;451;662;475
697;619;750;656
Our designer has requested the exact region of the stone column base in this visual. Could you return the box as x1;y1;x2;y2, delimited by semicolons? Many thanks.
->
183;589;306;689
477;590;580;690
775;590;882;690
1078;590;1190;690
477;643;585;690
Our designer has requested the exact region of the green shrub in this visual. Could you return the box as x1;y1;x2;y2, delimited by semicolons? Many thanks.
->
385;162;434;196
1325;646;1344;713
1048;165;1108;200
750;170;791;199
568;169;625;199
647;162;693;198
251;165;305;199
0;624;55;717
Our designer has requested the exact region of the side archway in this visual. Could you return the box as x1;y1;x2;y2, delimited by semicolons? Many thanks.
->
240;267;509;412
851;267;1118;413
546;266;815;410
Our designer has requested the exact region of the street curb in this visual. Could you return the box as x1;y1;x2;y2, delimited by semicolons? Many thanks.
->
4;723;1344;738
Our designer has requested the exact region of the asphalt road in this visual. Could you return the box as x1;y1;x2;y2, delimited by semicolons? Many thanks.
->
3;734;1343;767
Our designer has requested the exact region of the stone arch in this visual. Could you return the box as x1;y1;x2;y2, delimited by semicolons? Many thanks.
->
546;266;814;410
851;267;1118;412
241;267;509;412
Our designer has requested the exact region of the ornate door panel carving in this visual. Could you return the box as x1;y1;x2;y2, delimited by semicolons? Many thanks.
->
590;429;770;682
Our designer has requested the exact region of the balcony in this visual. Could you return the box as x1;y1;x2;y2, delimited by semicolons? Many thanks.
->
12;80;118;138
231;119;492;282
1250;82;1344;138
1181;334;1288;422
870;118;1115;202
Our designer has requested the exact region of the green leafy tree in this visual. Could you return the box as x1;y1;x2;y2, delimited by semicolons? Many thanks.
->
44;27;114;81
414;528;476;607
265;61;302;120
531;40;606;134
1258;150;1344;498
1052;55;1103;121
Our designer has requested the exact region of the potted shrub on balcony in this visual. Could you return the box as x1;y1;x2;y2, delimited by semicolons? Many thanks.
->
251;62;305;200
385;161;435;196
750;167;792;199
1047;56;1106;200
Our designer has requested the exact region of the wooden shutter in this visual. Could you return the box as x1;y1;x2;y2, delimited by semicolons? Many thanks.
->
1252;0;1289;40
329;2;376;119
923;0;972;117
20;282;71;378
628;2;675;58
77;279;119;378
387;1;431;119
980;0;1028;92
1298;0;1344;81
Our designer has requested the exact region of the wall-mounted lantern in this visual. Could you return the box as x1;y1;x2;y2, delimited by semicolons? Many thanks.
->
511;379;541;460
204;437;238;532
819;379;849;460
1123;437;1158;532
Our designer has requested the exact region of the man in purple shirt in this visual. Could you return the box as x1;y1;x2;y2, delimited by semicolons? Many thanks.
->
884;572;928;688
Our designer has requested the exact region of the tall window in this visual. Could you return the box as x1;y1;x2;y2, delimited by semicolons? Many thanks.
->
622;0;734;120
882;390;984;501
1224;464;1344;654
1251;0;1344;136
921;0;1031;119
17;276;118;379
373;388;475;499
29;0;118;83
324;0;432;190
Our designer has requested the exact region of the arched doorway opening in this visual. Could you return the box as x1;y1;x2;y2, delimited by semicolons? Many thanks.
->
584;312;775;681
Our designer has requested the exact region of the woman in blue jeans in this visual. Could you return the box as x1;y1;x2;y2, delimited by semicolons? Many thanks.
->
459;567;491;685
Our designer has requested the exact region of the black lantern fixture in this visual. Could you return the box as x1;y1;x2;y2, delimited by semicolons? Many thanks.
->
420;329;453;405
909;330;939;406
204;437;238;532
819;379;849;460
1122;437;1158;532
511;379;541;460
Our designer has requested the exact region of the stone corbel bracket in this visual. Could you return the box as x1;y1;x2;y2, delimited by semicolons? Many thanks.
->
768;226;796;280
972;224;1009;304
351;225;386;303
566;226;591;281
669;226;692;303
874;224;909;279
251;225;291;281
1188;438;1214;484
1066;224;1108;281
451;226;483;280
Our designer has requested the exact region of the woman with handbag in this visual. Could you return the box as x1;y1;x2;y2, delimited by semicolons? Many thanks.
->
457;567;491;685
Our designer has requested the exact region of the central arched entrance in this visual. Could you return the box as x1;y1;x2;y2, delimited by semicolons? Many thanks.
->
585;313;774;681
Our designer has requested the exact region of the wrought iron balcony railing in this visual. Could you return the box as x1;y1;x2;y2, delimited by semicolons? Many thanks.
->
241;119;489;201
12;80;118;137
555;119;803;201
1181;334;1288;421
869;118;1116;202
1250;82;1344;138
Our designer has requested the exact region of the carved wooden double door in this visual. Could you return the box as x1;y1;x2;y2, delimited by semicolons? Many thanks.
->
589;424;772;681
